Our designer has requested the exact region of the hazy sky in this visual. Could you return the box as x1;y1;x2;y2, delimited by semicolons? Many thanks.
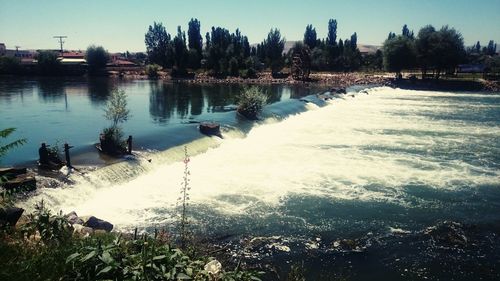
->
1;0;499;52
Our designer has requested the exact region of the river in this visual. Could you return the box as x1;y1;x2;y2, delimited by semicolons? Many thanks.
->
3;78;500;280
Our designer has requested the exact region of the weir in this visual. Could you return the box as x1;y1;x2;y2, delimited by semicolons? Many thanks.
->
19;87;500;238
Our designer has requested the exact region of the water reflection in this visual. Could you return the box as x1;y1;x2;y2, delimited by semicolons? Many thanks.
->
149;82;175;123
149;83;241;123
37;78;65;103
88;78;114;106
146;83;318;123
204;84;239;112
0;78;34;104
190;85;203;116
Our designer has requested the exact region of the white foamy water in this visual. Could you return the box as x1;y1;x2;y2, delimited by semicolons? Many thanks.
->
21;87;500;230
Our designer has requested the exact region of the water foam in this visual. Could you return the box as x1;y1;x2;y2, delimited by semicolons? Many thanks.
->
20;88;500;229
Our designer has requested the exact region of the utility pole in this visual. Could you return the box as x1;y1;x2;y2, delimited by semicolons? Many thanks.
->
53;35;67;53
14;46;20;57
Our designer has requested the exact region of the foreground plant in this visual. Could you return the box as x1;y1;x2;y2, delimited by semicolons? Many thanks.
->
178;146;191;249
0;127;26;162
1;201;263;281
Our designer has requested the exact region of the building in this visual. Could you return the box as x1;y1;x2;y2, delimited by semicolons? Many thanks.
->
107;52;138;68
106;59;137;67
4;49;36;59
457;64;485;73
60;51;85;59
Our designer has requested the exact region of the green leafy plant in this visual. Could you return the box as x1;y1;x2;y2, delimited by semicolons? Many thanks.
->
1;202;264;280
0;128;26;161
21;200;72;245
100;90;130;155
287;262;306;281
104;89;131;128
236;86;268;120
145;64;162;78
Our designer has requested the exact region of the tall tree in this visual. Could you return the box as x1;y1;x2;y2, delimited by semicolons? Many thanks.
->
172;26;188;73
486;40;497;55
205;26;232;75
475;41;481;53
416;25;465;79
326;19;338;46
303;24;317;49
187;18;202;53
144;22;171;67
263;28;285;74
388;32;396;40
433;26;465;78
187;19;203;69
402;24;414;39
350;32;358;50
416;25;436;77
383;35;417;77
86;45;109;74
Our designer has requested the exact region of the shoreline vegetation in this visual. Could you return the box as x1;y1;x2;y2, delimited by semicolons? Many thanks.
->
2;70;499;92
108;70;500;92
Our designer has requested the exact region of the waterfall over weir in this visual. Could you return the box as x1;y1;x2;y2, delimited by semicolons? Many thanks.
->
20;87;500;239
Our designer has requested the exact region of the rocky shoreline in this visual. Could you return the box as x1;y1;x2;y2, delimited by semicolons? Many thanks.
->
111;70;500;92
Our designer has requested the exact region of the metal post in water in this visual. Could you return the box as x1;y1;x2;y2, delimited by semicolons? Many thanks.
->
64;143;73;168
127;135;132;154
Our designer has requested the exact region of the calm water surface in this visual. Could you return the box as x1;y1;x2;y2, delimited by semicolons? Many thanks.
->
0;77;320;165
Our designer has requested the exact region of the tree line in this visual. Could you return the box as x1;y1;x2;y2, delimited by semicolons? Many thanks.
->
0;20;497;78
383;24;499;79
144;18;372;78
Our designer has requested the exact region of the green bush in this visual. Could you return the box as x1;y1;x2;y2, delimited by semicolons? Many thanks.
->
145;64;162;78
237;86;267;120
100;126;126;155
86;45;109;74
0;57;22;74
239;68;257;79
37;50;61;75
21;201;72;245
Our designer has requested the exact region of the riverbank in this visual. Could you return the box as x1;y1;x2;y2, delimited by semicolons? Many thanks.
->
110;70;499;92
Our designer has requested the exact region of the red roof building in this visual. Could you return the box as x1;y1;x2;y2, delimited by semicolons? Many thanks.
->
60;52;85;59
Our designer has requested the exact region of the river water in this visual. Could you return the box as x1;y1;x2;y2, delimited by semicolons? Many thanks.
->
3;79;500;280
0;77;318;166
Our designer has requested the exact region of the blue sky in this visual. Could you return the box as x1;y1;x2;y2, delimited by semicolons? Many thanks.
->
1;0;499;52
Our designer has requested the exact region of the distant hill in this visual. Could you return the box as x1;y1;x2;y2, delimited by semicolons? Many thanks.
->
358;44;381;54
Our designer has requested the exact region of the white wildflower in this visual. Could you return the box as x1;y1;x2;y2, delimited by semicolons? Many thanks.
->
204;259;222;275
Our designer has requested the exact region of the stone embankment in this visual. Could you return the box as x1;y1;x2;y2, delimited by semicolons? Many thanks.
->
114;70;499;92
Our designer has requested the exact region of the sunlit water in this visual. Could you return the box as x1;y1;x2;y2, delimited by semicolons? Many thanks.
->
0;77;319;165
16;87;500;280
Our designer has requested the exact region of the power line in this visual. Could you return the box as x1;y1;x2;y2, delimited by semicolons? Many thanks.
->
53;35;67;53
